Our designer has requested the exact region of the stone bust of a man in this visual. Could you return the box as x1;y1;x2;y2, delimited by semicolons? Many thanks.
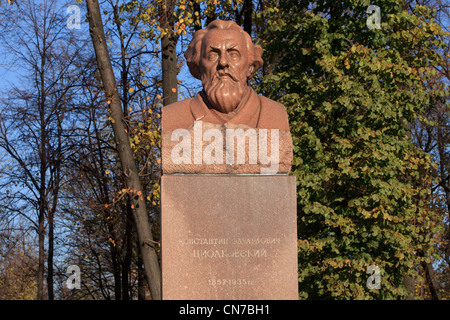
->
162;19;290;131
162;20;292;174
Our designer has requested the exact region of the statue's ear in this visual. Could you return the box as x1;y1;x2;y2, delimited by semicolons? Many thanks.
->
247;65;255;79
247;45;263;79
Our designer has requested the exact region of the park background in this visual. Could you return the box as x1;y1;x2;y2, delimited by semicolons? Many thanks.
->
0;0;448;300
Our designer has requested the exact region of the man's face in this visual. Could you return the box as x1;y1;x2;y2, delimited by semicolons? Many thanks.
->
199;28;251;113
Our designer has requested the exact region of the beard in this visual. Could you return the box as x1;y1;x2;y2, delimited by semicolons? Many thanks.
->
202;71;247;114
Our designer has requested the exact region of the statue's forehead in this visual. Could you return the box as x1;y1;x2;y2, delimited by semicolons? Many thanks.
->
202;28;246;49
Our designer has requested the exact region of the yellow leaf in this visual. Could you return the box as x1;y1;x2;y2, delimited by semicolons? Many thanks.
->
157;94;162;99
171;88;176;93
344;57;350;69
129;87;134;93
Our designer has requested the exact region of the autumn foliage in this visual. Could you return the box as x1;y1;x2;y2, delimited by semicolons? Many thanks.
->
0;0;448;300
258;0;448;299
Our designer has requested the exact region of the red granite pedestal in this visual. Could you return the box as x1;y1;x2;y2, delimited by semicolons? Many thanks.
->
161;175;298;300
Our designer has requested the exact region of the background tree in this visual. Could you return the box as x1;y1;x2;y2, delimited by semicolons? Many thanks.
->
0;0;87;300
257;0;447;299
409;0;450;299
85;0;162;300
0;229;38;300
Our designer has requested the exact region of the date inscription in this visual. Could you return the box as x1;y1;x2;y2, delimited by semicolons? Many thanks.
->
208;278;254;286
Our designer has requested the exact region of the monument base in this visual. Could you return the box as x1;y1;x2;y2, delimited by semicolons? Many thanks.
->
161;175;298;300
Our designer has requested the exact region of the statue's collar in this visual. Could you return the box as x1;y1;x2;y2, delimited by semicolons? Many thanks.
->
190;88;261;128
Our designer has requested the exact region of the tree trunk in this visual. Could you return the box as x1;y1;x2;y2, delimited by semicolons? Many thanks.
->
110;225;122;300
421;254;442;300
37;205;45;300
206;0;216;26
161;34;178;106
121;202;134;300
137;246;146;300
242;0;253;35
86;0;161;300
37;53;47;299
159;0;178;106
47;208;54;300
192;1;202;31
47;105;63;301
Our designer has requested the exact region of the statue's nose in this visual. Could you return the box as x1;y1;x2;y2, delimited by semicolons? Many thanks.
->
217;55;229;69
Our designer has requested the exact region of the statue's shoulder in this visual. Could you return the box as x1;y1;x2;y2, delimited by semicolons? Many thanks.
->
258;95;290;130
161;98;194;132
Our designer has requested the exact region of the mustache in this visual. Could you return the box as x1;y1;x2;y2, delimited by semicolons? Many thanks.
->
213;70;239;82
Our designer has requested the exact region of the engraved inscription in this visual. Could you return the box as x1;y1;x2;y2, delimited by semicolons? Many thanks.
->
208;278;254;286
193;248;267;259
177;237;281;259
178;238;229;245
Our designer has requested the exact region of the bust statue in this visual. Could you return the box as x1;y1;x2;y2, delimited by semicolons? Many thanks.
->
161;20;293;174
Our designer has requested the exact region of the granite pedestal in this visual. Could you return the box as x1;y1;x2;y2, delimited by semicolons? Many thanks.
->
161;175;298;300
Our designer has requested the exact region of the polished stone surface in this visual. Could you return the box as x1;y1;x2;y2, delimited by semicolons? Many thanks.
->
161;175;298;300
162;121;293;175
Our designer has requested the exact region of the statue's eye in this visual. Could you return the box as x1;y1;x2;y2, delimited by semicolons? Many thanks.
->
207;51;219;61
228;50;240;60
